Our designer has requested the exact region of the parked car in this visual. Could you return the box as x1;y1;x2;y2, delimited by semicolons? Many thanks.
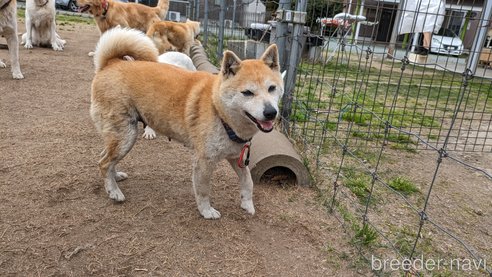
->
430;28;464;56
56;0;78;12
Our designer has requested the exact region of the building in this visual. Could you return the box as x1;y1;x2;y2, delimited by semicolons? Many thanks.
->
345;0;492;50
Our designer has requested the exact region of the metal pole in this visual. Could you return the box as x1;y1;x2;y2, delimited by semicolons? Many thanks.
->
232;0;236;31
281;0;307;132
354;0;365;43
467;0;492;74
275;0;291;71
387;0;404;58
217;0;226;60
204;0;209;47
194;0;199;20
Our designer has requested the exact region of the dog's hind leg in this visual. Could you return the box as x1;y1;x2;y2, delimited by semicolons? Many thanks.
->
227;159;255;215
192;156;220;219
98;121;139;202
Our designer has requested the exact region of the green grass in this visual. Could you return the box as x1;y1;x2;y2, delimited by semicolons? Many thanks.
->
345;177;370;200
388;177;420;195
393;226;416;257
57;14;94;25
17;8;94;25
353;223;378;246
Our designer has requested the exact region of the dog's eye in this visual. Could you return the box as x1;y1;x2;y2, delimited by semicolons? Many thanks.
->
268;85;276;93
241;90;254;97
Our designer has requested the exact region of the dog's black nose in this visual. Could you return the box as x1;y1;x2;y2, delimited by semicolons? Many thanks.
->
263;104;277;120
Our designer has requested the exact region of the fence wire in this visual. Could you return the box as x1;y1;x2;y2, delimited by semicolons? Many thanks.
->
286;0;492;276
191;0;492;275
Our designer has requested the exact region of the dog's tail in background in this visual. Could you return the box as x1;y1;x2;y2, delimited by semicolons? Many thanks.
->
155;0;170;20
93;27;159;72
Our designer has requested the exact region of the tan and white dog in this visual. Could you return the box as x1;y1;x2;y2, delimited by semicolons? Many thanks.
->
142;51;197;139
0;0;24;79
147;20;200;55
90;27;283;219
22;0;66;51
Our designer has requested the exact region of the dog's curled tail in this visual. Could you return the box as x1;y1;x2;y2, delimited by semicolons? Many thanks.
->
94;27;159;72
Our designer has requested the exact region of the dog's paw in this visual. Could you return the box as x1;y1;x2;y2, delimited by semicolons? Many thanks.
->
115;171;128;182
105;182;125;202
241;200;255;215
12;71;24;80
24;42;33;49
200;207;221;219
106;187;125;202
143;126;157;140
0;61;6;68
109;190;125;202
88;51;95;57
52;44;64;51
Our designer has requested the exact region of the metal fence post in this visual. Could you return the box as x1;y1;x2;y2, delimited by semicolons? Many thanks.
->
217;0;226;60
275;0;291;71
194;0;199;20
467;0;492;74
203;0;209;47
280;0;308;133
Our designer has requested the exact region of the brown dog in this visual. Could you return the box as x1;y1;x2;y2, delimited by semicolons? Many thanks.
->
147;20;200;55
90;27;283;219
77;0;169;34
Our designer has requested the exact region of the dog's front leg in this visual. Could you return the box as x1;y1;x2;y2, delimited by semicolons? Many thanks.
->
192;156;220;219
5;29;24;79
50;21;63;51
227;159;255;215
24;17;33;49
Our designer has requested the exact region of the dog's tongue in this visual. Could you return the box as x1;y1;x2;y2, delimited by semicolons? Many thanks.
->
258;120;274;131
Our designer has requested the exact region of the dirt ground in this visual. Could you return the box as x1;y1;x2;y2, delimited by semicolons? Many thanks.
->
0;24;368;276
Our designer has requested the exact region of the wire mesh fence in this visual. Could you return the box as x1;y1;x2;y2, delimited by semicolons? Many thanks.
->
189;0;492;275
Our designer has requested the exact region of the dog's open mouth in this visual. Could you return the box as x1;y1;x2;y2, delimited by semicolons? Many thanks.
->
245;112;274;133
78;4;90;13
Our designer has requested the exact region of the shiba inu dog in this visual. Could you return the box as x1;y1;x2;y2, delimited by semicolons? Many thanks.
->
142;51;197;140
0;0;24;79
147;20;200;55
90;27;283;219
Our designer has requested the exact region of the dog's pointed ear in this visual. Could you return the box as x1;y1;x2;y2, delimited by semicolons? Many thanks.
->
260;44;280;72
221;50;242;78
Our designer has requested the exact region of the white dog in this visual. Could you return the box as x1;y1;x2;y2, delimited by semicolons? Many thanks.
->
22;0;66;51
140;51;197;140
0;0;24;79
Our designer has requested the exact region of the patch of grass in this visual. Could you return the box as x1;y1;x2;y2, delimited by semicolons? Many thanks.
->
17;9;25;19
18;9;94;25
57;14;94;25
351;148;380;164
341;111;372;126
427;134;439;140
345;176;371;202
324;121;338;131
352;223;378;246
390;143;418;153
386;133;415;144
393;226;415;257
388;176;419;195
336;203;358;228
